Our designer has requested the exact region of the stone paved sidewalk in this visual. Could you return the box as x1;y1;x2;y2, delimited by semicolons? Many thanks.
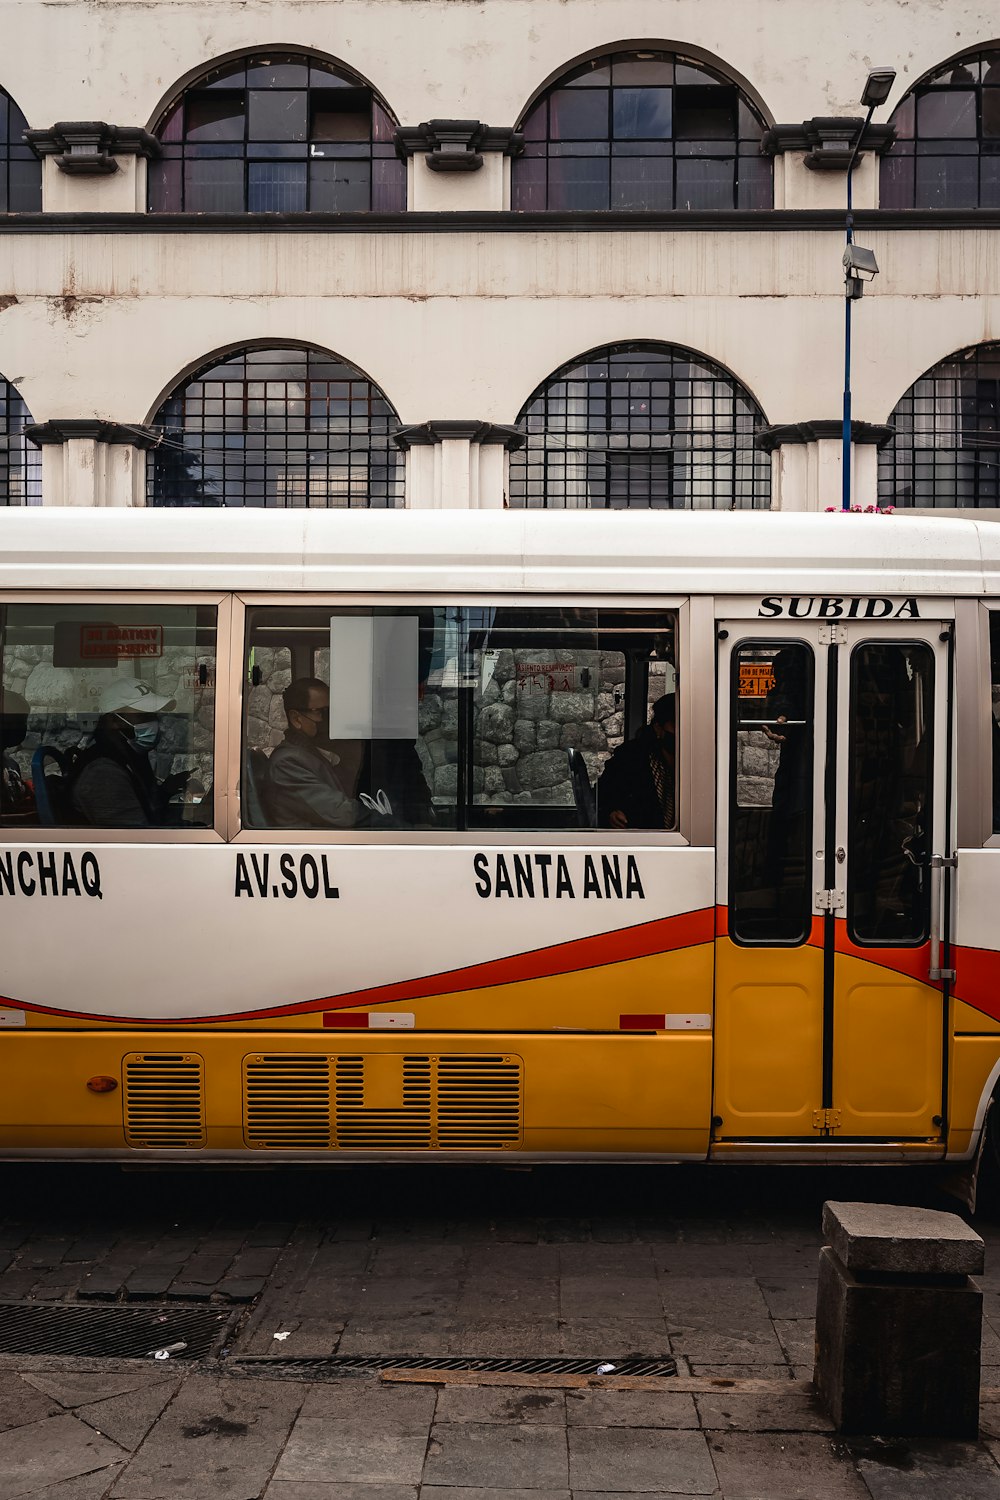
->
0;1365;999;1499
0;1161;998;1497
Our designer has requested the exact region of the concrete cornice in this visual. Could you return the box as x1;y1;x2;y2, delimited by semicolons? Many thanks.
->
393;421;524;451
761;117;895;170
25;420;160;449
25;123;161;175
756;420;895;452
394;121;523;171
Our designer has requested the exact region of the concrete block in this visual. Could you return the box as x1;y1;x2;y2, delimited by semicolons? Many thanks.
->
814;1245;982;1438
822;1201;984;1278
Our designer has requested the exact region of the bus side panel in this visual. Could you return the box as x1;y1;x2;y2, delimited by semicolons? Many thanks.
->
0;1032;713;1158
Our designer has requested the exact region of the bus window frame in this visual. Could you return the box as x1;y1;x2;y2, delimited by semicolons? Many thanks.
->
0;590;231;844
231;591;700;847
972;599;1000;851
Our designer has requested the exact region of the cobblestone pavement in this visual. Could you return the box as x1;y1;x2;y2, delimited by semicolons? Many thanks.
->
0;1162;997;1497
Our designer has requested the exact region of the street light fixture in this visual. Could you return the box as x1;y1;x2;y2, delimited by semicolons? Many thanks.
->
841;67;896;510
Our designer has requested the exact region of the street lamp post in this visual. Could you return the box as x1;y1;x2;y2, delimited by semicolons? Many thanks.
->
841;67;895;511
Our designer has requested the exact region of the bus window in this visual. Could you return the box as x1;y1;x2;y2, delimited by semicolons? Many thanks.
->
0;604;216;829
729;642;814;944
847;641;933;945
469;608;677;832
243;605;454;830
241;605;678;834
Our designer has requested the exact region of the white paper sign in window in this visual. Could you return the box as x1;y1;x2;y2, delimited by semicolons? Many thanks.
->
329;616;419;739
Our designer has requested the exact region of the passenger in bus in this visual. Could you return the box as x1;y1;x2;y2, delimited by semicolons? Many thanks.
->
70;678;190;828
266;677;365;829
0;689;34;820
597;695;676;830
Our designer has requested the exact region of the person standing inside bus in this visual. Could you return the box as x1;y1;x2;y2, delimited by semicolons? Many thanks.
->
597;695;676;830
266;677;365;830
70;678;187;827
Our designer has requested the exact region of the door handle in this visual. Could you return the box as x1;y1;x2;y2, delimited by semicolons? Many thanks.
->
928;853;957;983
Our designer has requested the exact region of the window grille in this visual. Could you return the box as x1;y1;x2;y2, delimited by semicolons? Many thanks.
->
147;346;403;509
880;49;1000;209
879;344;1000;508
512;50;771;212
0;380;41;506
0;88;41;211
508;343;770;509
149;54;405;213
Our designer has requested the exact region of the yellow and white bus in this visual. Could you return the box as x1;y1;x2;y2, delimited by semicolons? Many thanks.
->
2;508;1000;1190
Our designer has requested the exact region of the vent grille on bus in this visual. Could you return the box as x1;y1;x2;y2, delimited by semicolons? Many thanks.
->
245;1056;331;1149
123;1053;206;1149
243;1053;523;1151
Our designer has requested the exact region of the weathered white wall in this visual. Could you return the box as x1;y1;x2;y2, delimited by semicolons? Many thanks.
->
0;0;997;509
0;227;998;429
3;0;996;133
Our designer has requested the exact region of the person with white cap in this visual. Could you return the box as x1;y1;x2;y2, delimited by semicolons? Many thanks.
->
70;678;190;827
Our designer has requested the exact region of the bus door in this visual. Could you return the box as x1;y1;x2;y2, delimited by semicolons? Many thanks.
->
714;616;952;1145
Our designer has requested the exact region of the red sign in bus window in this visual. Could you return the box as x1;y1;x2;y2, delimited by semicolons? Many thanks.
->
79;624;164;661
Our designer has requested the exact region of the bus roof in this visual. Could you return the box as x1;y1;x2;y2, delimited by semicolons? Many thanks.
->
0;509;998;597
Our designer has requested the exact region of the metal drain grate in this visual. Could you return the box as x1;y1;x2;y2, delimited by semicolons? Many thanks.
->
0;1302;230;1359
226;1354;676;1378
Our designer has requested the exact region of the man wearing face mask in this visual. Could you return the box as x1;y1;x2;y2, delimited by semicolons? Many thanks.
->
70;678;187;828
0;689;34;821
265;677;365;830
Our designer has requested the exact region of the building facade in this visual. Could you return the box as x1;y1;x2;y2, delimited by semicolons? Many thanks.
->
0;0;998;514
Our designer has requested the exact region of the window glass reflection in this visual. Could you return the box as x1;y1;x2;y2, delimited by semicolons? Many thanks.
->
0;606;216;829
881;48;1000;208
242;606;678;834
512;50;770;211
847;643;933;945
0;87;41;212
509;342;770;510
879;343;1000;508
729;643;814;945
147;345;403;509
149;52;405;212
0;376;41;506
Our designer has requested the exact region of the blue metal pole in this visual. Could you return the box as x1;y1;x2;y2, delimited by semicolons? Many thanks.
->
841;104;875;512
842;199;853;511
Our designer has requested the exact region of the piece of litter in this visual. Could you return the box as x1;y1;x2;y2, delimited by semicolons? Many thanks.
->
273;1331;292;1341
596;1363;616;1374
150;1341;188;1360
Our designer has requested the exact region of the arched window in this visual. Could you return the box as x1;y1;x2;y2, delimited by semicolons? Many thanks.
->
879;344;1000;508
513;50;770;212
880;48;1000;209
0;379;40;505
148;53;405;213
509;342;770;509
0;87;41;211
147;345;403;508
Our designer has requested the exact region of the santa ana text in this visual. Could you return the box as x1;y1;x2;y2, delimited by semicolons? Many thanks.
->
473;852;645;899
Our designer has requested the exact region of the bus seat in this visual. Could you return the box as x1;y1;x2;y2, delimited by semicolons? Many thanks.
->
243;748;271;828
31;746;72;827
567;747;597;829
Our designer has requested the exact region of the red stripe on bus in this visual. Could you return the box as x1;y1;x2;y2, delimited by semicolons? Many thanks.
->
0;907;715;1026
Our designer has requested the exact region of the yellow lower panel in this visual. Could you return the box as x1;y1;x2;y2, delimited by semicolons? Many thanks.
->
954;1000;1000;1036
833;954;943;1138
948;1035;1000;1157
713;938;824;1138
0;1031;713;1158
